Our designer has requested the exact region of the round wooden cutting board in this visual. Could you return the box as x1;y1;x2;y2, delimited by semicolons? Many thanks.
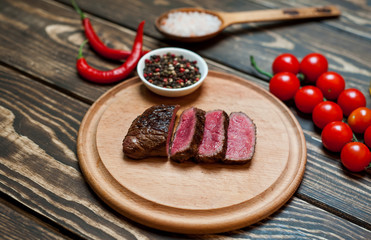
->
77;71;306;234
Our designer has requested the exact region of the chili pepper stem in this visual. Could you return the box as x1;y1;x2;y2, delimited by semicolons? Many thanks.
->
71;0;86;20
78;39;88;59
250;56;273;79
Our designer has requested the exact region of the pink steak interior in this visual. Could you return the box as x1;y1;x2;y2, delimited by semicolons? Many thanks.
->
170;108;196;155
225;113;255;160
166;105;180;156
198;110;225;156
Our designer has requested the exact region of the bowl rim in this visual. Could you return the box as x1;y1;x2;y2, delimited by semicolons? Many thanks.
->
137;47;208;93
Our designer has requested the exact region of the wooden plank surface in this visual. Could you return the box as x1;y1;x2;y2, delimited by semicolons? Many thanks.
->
250;0;371;40
1;0;369;103
0;0;141;102
0;198;70;240
0;0;370;227
55;0;371;38
0;65;370;239
53;0;371;90
0;0;370;238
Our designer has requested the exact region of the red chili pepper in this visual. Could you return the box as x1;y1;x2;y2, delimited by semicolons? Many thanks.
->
71;0;148;60
76;21;144;84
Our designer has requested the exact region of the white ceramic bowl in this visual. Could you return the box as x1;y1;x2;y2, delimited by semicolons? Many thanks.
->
137;47;208;97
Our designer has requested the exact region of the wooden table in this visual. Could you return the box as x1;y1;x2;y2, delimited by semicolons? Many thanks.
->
0;0;370;239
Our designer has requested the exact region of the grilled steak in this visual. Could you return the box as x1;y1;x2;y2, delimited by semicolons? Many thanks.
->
170;107;205;162
122;104;180;159
223;112;256;164
196;110;229;163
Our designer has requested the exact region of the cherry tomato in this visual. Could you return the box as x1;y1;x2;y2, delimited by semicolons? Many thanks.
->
321;121;353;152
300;53;328;83
294;86;324;113
341;142;371;172
272;53;300;75
347;107;371;134
269;72;300;101
316;72;345;100
312;101;343;129
364;126;371;149
337;88;367;116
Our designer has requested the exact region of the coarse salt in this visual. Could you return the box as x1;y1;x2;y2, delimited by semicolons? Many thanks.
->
160;11;222;37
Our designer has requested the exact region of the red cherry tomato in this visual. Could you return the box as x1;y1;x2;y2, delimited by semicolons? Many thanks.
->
272;53;300;75
347;107;371;134
321;121;353;152
312;101;343;129
337;88;367;116
341;142;371;172
294;86;324;113
269;72;300;101
316;72;345;100
364;126;371;149
300;53;328;83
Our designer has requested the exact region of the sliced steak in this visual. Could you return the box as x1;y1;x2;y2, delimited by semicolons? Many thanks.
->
196;110;229;163
122;104;180;159
224;112;256;164
170;107;205;162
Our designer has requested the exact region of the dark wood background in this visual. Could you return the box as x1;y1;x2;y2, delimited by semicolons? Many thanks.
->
0;0;370;239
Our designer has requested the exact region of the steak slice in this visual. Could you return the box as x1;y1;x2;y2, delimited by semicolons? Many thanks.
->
223;112;256;164
122;104;180;159
196;110;229;163
170;107;205;162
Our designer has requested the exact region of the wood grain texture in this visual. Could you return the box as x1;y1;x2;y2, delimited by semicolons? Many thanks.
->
0;0;370;238
80;71;306;233
0;198;69;240
0;0;153;102
0;0;268;104
0;65;370;239
54;0;370;97
250;0;371;40
48;0;370;228
0;66;142;240
67;0;371;42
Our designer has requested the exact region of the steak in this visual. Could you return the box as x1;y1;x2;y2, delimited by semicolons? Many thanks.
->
170;107;205;162
196;110;229;163
223;112;256;164
122;104;180;159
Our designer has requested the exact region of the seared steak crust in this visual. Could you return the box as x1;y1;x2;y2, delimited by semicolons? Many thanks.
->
122;104;179;159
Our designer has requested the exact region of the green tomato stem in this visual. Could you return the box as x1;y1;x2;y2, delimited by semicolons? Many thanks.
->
250;56;273;80
297;73;305;82
342;118;359;142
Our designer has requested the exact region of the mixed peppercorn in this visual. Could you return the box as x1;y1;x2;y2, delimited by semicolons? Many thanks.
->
143;53;201;88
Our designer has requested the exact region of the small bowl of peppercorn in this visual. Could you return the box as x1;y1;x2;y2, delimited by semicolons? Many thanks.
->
137;47;208;97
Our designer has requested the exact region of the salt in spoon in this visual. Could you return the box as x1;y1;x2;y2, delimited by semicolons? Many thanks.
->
155;5;341;42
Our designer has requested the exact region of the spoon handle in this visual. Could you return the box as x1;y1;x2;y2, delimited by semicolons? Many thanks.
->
219;5;341;28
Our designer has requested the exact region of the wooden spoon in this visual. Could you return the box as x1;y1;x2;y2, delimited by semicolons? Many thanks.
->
155;5;341;42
